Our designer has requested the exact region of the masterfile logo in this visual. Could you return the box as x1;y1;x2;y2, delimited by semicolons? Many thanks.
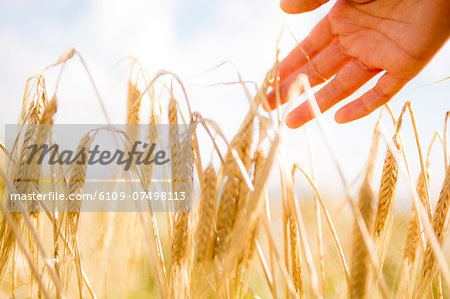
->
5;124;193;212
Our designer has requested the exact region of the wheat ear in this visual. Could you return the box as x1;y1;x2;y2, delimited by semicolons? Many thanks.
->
194;165;217;263
169;98;194;298
169;97;191;264
214;118;253;260
374;136;400;239
349;130;379;299
397;162;430;298
23;96;57;213
288;206;303;298
126;80;142;140
0;104;42;280
61;134;91;296
240;149;265;267
419;166;450;294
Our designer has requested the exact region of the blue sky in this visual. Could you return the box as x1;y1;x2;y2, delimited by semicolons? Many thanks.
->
1;0;449;205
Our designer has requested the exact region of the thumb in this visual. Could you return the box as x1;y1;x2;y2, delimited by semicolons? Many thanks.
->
280;0;330;14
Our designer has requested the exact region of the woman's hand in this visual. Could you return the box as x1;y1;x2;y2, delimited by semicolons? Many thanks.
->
266;0;450;127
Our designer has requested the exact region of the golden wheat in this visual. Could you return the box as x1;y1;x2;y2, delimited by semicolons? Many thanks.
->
349;130;379;299
194;165;217;263
1;53;449;299
419;166;450;294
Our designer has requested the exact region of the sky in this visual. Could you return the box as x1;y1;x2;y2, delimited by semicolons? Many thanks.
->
0;0;449;207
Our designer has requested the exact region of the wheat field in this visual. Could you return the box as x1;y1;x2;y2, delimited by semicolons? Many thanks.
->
0;49;449;299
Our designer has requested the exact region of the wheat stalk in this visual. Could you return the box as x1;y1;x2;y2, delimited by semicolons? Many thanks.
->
66;134;92;217
169;98;192;264
214;163;239;260
419;165;450;295
191;164;217;298
232;149;267;297
397;162;430;298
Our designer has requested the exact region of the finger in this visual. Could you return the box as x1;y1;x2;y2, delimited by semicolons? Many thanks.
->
286;59;380;128
278;17;333;83
335;73;407;123
266;40;351;111
280;0;330;13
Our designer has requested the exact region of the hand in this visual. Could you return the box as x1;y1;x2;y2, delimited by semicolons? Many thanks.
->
266;0;450;128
